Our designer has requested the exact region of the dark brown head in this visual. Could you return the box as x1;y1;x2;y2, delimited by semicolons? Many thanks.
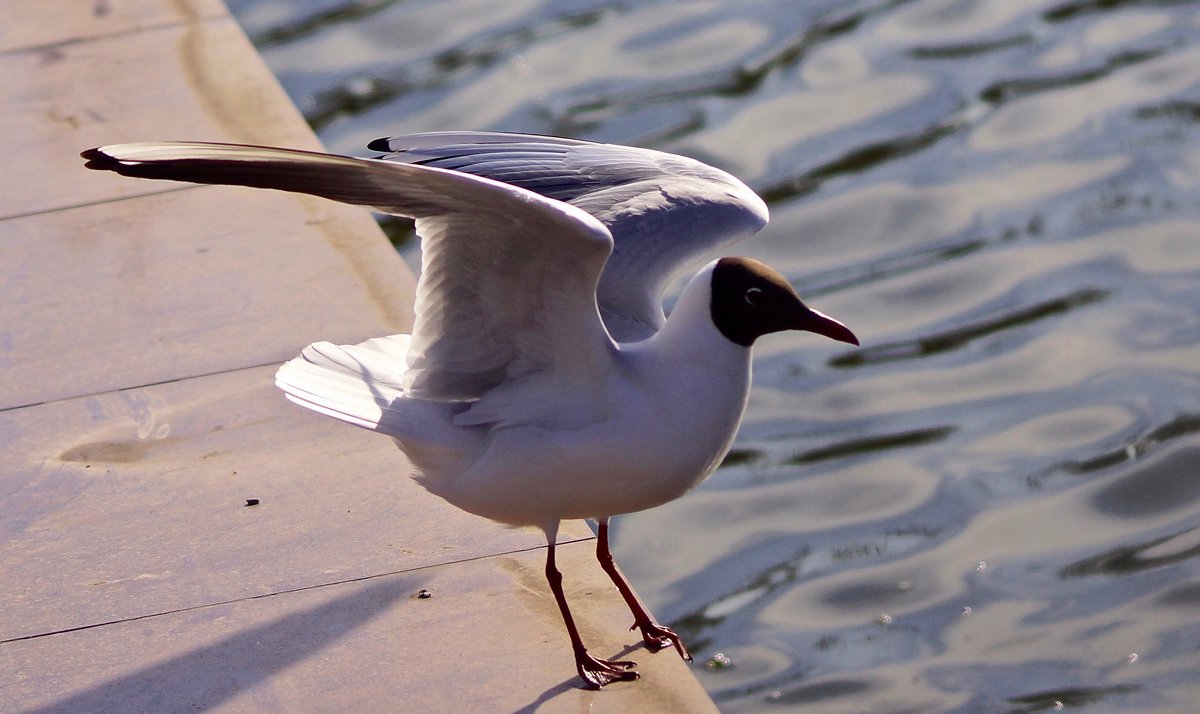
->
710;257;858;347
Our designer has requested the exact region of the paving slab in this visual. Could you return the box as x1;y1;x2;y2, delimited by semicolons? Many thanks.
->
1;186;412;410
0;364;601;642
2;543;718;714
0;15;323;219
0;0;228;54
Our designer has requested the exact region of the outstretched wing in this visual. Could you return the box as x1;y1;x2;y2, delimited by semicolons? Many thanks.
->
82;142;616;401
369;132;770;341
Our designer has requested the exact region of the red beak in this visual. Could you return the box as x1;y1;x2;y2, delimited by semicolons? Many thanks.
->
799;307;859;346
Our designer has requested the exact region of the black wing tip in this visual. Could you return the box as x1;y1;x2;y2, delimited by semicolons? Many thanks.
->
366;137;393;152
81;147;120;171
365;131;599;155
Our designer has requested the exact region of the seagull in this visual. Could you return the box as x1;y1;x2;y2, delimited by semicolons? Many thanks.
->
81;132;858;689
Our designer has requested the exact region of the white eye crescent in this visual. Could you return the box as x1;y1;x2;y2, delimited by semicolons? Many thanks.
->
744;287;763;305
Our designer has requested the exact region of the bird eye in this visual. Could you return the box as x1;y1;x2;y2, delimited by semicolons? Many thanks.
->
744;287;763;305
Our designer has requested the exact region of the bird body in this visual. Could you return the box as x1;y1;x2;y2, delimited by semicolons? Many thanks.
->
277;259;751;529
81;132;858;688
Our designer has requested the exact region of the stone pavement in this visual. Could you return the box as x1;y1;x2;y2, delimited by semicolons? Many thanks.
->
0;2;716;710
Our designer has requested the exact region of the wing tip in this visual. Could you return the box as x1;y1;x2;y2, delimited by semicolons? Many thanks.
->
366;137;392;152
365;131;596;156
81;146;120;171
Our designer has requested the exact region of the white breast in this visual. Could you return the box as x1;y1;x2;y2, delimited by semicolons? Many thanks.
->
431;299;753;528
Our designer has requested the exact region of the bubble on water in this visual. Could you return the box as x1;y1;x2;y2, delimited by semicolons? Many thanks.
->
512;54;533;78
1054;702;1064;711
1126;652;1138;663
976;561;987;572
768;690;781;700
346;77;374;98
705;651;733;669
876;613;892;625
962;606;972;616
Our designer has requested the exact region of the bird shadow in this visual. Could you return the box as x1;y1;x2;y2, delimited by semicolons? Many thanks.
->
511;641;650;713
27;579;409;713
513;677;587;714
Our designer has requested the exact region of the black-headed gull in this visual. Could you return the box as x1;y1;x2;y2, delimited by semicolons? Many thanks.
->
82;133;858;689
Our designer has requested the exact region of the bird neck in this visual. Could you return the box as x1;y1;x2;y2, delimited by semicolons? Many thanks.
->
649;263;749;364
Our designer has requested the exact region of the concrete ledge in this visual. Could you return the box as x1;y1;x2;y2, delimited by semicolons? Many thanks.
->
3;544;715;713
0;0;716;710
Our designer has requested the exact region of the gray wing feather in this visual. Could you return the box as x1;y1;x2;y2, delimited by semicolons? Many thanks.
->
372;132;769;340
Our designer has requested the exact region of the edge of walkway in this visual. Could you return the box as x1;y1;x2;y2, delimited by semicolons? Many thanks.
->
0;2;718;711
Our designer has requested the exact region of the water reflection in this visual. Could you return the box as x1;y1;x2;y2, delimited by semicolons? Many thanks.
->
227;0;1200;708
1062;523;1200;577
1090;444;1200;519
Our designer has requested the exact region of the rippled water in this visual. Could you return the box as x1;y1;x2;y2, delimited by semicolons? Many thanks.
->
227;0;1200;710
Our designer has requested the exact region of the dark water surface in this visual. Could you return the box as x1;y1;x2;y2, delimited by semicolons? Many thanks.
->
227;1;1200;710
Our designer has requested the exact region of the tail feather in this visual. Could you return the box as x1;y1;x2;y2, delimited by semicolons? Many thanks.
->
275;335;413;433
275;334;477;455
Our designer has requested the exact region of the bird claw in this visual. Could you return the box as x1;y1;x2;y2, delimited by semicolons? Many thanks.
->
577;652;640;689
632;621;693;662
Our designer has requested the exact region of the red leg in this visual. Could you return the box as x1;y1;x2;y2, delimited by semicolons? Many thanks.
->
596;518;692;662
545;535;640;688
